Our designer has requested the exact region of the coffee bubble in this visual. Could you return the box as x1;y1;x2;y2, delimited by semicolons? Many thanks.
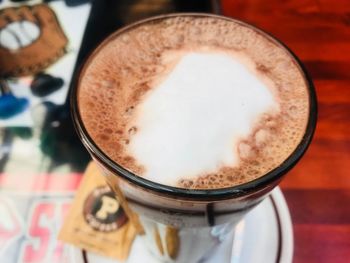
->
78;16;309;189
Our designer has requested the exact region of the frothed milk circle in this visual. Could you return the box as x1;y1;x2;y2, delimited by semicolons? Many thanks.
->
78;15;309;189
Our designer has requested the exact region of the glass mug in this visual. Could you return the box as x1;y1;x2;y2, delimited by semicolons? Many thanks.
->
71;13;317;263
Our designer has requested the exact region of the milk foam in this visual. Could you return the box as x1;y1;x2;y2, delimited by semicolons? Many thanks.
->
128;52;279;185
78;15;310;189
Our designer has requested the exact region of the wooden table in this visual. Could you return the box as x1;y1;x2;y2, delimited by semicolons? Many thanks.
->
221;0;350;262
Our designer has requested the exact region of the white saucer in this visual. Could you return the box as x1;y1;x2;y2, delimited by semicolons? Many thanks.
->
69;187;293;263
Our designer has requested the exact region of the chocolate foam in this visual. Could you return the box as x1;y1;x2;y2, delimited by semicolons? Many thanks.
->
78;16;309;189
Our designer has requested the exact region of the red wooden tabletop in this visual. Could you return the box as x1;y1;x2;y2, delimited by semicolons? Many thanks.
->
221;0;350;262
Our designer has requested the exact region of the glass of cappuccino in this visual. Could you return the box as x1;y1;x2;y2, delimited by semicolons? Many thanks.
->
71;14;317;263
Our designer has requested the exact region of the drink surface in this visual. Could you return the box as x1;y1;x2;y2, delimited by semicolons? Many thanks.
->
78;15;309;189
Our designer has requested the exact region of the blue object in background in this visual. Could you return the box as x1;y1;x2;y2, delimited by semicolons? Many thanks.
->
0;94;29;119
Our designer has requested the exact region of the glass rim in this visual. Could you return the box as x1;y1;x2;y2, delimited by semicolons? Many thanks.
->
71;13;317;201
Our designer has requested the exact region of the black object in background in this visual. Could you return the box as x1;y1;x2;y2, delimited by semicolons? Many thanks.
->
31;73;64;97
31;101;90;172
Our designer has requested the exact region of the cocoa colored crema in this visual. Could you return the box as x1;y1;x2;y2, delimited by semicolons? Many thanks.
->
78;15;309;189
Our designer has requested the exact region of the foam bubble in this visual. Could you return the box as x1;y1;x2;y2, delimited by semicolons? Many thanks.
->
78;15;310;189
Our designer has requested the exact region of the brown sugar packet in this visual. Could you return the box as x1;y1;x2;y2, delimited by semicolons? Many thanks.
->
58;162;137;261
